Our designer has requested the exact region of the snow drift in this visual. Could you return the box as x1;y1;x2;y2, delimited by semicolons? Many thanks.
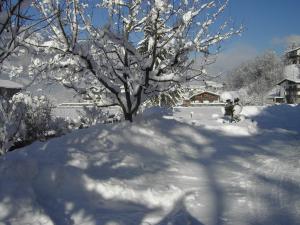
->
0;105;300;225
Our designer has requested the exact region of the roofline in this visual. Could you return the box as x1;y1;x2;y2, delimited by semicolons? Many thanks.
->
277;79;288;85
189;91;220;99
285;47;300;53
277;78;300;85
0;79;24;89
0;86;23;89
266;95;284;98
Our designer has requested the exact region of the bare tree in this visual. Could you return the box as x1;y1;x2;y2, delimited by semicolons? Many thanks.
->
0;0;59;83
0;0;32;66
0;0;30;155
30;0;241;121
226;51;284;105
144;87;184;108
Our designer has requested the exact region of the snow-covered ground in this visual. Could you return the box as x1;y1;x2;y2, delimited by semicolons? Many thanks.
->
0;105;300;225
53;106;121;121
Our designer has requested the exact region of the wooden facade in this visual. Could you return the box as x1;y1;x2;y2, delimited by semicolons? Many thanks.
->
182;91;221;106
279;49;300;104
278;80;300;104
190;91;220;103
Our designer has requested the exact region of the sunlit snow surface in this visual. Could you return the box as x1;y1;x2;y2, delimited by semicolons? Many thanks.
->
0;105;300;225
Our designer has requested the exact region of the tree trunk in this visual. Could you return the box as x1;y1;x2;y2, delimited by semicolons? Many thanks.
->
124;112;133;122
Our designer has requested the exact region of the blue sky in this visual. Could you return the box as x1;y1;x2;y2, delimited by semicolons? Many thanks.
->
46;0;300;65
207;0;300;74
225;0;300;53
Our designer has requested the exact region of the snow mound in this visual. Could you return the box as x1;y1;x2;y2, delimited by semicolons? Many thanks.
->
252;104;300;133
1;105;300;225
0;120;188;225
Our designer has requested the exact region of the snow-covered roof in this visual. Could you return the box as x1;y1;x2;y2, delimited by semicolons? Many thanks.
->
285;46;300;54
205;80;224;88
189;90;220;99
277;65;300;84
183;80;223;89
58;102;95;107
182;80;205;89
0;79;24;89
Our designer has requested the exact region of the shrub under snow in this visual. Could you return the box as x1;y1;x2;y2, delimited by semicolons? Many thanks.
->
0;93;70;155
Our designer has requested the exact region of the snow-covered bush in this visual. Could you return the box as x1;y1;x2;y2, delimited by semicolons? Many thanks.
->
0;93;71;155
22;95;53;141
0;1;31;65
45;116;70;136
22;94;73;141
77;106;110;127
0;93;27;155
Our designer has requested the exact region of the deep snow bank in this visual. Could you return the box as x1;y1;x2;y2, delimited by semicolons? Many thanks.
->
0;105;300;225
251;104;300;133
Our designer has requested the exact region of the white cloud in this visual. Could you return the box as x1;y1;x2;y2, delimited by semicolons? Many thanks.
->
205;44;258;76
272;34;300;48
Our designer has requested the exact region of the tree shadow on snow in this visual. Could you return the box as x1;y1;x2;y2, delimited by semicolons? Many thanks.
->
148;112;300;225
0;123;168;225
155;196;205;225
1;105;300;225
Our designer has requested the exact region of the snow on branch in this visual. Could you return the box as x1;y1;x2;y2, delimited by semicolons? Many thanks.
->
30;0;241;121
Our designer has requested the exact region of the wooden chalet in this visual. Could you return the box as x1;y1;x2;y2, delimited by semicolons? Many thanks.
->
182;91;221;106
277;54;300;103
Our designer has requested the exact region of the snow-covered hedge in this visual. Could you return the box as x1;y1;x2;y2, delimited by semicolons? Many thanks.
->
0;93;70;155
77;106;111;127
